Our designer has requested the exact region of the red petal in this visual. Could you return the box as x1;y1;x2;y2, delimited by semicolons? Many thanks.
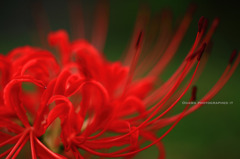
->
3;76;45;128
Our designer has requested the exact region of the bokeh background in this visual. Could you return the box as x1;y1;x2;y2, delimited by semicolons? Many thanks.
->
0;0;239;158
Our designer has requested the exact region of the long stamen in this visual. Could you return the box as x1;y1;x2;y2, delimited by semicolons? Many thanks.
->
144;17;207;106
201;18;219;44
131;42;206;123
154;45;209;118
123;6;149;65
151;51;240;130
148;6;195;76
148;85;197;129
11;136;29;159
6;130;29;159
30;131;37;159
122;31;143;94
145;62;200;127
131;57;200;132
135;10;172;76
142;17;208;105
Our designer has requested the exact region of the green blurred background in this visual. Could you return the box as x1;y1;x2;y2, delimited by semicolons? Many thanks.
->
0;0;239;158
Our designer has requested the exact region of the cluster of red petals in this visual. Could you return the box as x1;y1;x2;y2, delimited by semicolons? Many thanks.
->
0;11;240;159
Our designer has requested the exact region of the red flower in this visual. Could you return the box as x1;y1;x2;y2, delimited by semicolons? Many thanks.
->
0;5;239;159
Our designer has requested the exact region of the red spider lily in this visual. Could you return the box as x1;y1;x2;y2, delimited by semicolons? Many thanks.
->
0;4;240;159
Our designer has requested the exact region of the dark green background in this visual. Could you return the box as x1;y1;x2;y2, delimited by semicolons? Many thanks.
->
0;0;239;158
